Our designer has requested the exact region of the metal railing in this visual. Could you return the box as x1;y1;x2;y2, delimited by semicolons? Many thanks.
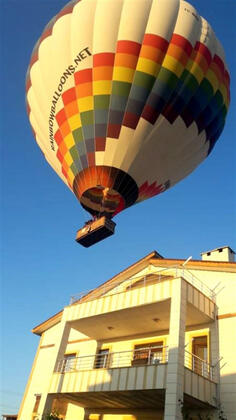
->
56;347;216;383
184;350;215;381
176;267;215;301
56;346;168;373
70;265;215;305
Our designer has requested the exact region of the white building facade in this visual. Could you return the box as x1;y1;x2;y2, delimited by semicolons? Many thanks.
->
18;247;236;420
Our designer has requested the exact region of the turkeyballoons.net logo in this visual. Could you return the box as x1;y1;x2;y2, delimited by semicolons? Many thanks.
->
48;46;92;151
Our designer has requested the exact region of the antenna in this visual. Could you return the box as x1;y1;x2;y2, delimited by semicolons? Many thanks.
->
182;256;192;266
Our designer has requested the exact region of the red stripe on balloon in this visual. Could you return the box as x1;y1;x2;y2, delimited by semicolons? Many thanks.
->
116;40;141;56
54;130;63;145
143;34;169;52
56;1;79;20
213;55;225;77
194;42;212;65
107;124;121;138
56;109;67;126
56;149;64;163
95;137;106;151
40;20;55;43
123;112;139;129
171;34;193;56
93;53;115;67
62;87;77;105
74;69;93;84
25;77;32;93
87;153;95;167
29;52;39;67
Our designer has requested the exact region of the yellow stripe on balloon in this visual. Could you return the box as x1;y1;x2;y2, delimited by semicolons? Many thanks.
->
67;168;75;185
77;96;93;112
93;80;112;95
162;55;184;78
64;151;73;166
64;133;76;149
113;67;134;83
206;69;219;93
219;84;228;105
68;114;82;131
136;57;160;76
187;60;204;84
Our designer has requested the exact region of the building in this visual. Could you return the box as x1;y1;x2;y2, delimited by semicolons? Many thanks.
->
2;415;18;420
18;247;236;420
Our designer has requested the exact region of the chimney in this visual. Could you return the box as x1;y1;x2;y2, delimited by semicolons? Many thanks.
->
201;246;235;262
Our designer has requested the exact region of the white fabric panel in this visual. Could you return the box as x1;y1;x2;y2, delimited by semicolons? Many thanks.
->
71;0;97;60
93;0;124;54
116;0;153;43
145;0;180;39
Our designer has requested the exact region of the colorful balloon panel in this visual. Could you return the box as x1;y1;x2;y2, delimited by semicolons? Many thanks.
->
26;0;230;219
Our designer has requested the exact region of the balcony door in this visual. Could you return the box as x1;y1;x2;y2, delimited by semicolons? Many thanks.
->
192;336;208;376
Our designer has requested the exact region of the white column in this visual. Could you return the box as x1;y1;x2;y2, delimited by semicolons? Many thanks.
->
164;277;187;420
39;321;71;418
52;321;71;372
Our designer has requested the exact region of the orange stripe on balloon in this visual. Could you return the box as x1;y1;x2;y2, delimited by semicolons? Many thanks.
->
60;120;71;138
76;83;93;98
114;53;138;69
93;66;113;80
191;50;209;74
139;45;165;63
65;101;79;118
166;44;189;66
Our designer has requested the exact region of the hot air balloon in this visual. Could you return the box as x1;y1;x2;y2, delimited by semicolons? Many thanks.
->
26;0;230;247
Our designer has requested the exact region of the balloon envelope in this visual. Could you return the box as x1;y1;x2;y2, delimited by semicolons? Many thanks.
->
26;0;230;219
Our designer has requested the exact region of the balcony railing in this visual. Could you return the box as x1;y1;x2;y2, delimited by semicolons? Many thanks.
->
70;265;215;305
56;347;216;382
56;346;168;373
184;350;216;381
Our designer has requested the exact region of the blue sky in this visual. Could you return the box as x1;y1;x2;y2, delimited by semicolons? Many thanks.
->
1;0;235;415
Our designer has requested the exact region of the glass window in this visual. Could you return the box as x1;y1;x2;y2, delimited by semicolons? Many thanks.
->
132;341;163;365
62;353;77;372
94;349;109;369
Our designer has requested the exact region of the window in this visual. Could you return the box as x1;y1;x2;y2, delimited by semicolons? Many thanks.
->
132;342;163;366
62;353;77;372
94;349;109;368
